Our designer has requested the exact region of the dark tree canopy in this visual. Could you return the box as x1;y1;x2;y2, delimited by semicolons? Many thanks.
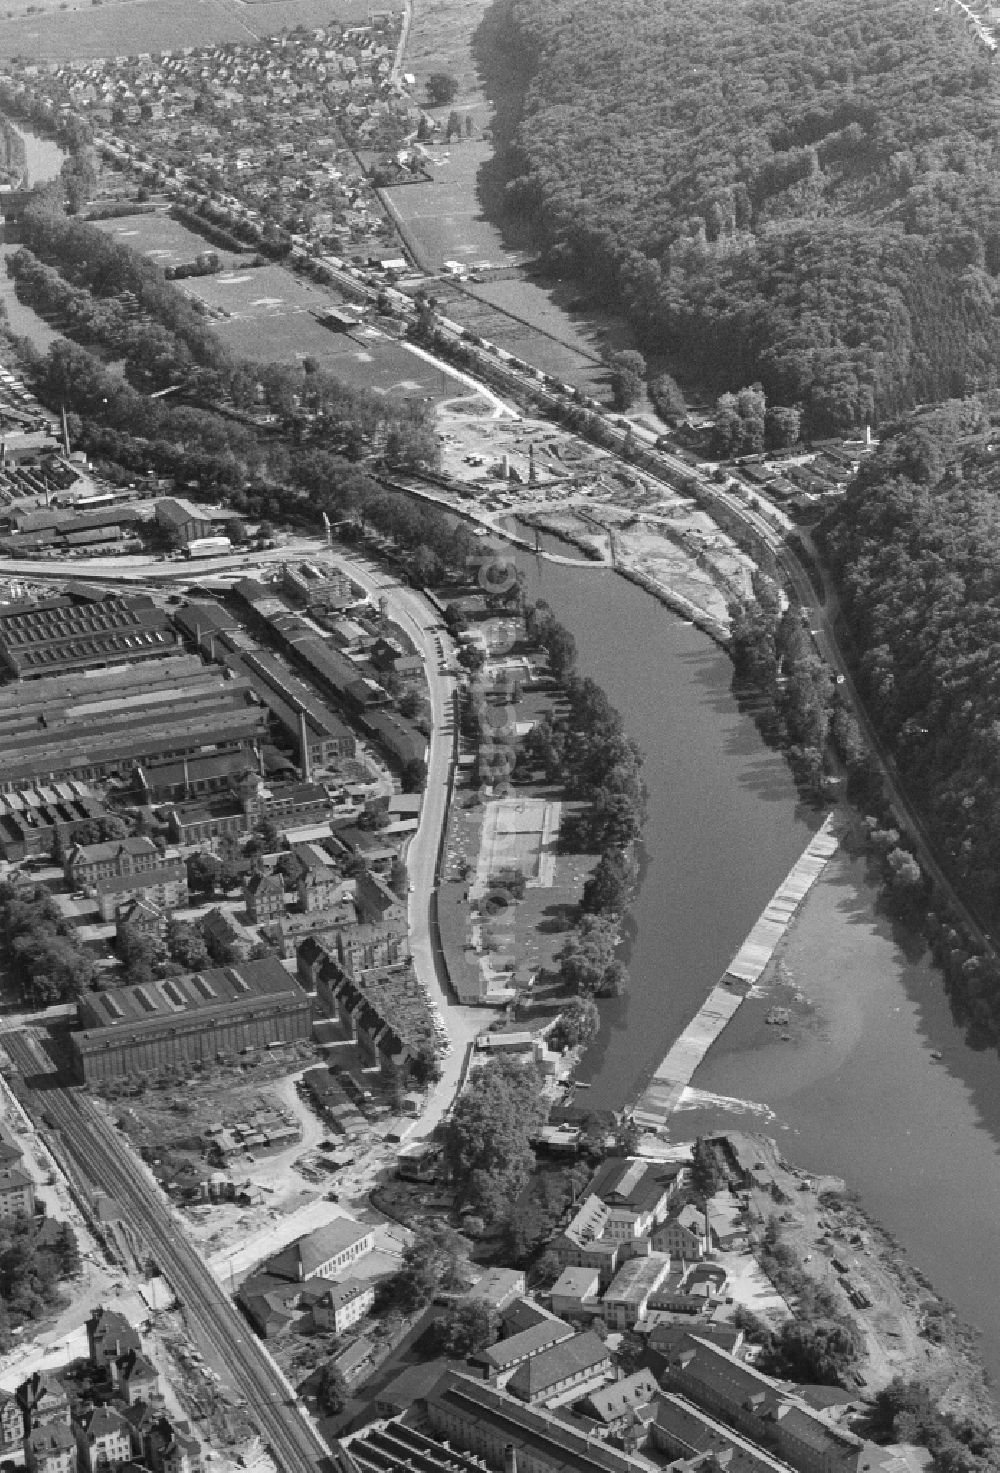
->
492;0;1000;431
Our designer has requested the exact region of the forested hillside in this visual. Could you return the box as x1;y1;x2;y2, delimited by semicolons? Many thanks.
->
491;0;1000;432
823;398;1000;931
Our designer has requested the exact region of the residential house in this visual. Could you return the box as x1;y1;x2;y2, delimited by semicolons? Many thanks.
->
0;1390;22;1451
17;1371;71;1431
463;1267;526;1314
117;1349;161;1406
310;1278;374;1335
25;1422;76;1473
244;872;286;923
74;1405;133;1473
87;1306;142;1376
0;1164;35;1220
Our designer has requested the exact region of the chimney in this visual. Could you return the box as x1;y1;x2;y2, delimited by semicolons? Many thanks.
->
298;708;311;782
504;1447;517;1473
61;405;70;456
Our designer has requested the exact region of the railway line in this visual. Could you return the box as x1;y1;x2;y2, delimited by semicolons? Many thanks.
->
2;1035;329;1473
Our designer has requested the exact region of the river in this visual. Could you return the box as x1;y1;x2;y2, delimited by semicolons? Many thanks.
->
514;533;1000;1393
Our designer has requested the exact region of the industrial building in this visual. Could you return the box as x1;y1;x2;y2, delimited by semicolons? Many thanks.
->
70;956;313;1083
0;590;179;681
154;496;242;547
172;601;356;771
0;782;108;861
0;655;267;791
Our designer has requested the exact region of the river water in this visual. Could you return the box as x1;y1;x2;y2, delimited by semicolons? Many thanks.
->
514;536;1000;1393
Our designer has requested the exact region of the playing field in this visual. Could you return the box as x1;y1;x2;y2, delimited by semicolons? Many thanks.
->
0;0;401;60
95;212;247;272
477;796;560;889
385;143;525;274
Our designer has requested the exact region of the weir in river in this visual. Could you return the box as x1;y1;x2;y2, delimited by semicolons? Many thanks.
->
633;815;840;1129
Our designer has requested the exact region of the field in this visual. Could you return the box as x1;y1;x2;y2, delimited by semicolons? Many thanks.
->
385;143;526;274
0;0;401;61
95;212;248;272
477;796;558;887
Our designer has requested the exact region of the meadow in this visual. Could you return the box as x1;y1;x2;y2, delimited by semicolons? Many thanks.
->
0;0;400;60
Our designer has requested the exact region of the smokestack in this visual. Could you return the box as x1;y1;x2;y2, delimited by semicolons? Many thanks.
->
298;708;311;783
504;1447;517;1473
61;405;70;456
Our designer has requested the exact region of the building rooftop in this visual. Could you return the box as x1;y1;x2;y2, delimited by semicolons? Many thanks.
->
475;1315;574;1372
587;1157;683;1215
582;1369;660;1424
605;1254;672;1304
505;1330;610;1402
267;1216;372;1281
77;956;307;1034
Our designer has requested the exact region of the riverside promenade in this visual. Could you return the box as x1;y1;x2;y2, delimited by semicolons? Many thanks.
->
633;814;839;1130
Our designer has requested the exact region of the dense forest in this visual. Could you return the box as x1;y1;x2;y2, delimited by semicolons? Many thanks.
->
488;0;1000;431
824;398;1000;1021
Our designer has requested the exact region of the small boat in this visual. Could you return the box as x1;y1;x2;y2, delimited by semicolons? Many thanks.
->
574;1081;592;1089
930;1050;943;1061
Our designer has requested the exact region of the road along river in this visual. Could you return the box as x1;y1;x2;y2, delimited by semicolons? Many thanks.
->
514;539;1000;1393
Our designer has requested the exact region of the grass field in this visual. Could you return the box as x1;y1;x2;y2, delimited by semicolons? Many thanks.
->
95;212;248;272
385;143;525;273
0;0;400;60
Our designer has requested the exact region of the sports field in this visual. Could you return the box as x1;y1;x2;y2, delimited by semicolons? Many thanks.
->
95;213;247;272
477;796;560;889
385;143;524;274
0;0;401;61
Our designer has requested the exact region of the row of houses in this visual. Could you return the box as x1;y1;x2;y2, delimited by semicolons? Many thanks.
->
7;1306;200;1473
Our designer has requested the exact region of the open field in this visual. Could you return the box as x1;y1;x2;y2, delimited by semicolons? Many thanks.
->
386;143;528;273
477;796;558;887
95;212;249;272
0;0;400;61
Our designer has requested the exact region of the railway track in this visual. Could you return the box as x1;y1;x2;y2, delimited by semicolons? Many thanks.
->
4;1035;328;1473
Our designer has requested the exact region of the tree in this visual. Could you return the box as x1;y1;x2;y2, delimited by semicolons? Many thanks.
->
609;350;646;410
445;1056;547;1221
431;1300;497;1356
186;852;219;894
650;372;687;421
315;1363;348;1416
549;997;600;1050
165;919;209;971
401;758;426;794
426;72;459;106
764;404;801;450
580;848;634;915
690;1136;726;1199
117;923;158;985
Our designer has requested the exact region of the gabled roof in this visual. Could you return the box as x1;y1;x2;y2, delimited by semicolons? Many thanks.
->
581;1368;659;1423
267;1217;372;1281
586;1156;682;1214
505;1330;610;1401
475;1314;574;1371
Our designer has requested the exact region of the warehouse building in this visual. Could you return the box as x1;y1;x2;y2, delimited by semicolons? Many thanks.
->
70;956;313;1083
0;656;267;791
155;497;242;547
0;591;180;682
0;782;108;861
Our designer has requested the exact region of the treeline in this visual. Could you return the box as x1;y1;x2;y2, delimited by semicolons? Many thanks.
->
486;0;1000;432
520;600;646;998
872;1379;1000;1473
0;882;95;1006
824;396;1000;1037
729;572;866;798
